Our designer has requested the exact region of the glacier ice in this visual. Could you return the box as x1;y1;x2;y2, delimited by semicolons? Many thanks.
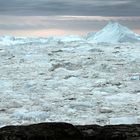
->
87;22;140;43
0;22;140;127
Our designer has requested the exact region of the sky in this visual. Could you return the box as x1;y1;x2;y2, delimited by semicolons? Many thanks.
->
0;0;140;37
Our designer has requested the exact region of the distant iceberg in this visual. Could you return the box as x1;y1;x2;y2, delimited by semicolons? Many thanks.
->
87;22;140;43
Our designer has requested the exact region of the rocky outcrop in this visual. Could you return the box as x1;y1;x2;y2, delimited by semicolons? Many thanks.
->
77;124;140;140
0;123;82;140
0;123;140;140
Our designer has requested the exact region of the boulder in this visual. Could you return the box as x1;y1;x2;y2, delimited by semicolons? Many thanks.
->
0;122;82;140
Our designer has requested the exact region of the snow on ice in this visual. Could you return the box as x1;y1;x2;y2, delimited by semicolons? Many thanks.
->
87;22;140;43
0;22;140;127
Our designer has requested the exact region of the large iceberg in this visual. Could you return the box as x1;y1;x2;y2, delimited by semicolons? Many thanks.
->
87;22;140;43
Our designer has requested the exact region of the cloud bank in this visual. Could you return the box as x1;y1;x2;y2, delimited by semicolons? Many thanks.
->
0;0;139;16
0;0;140;36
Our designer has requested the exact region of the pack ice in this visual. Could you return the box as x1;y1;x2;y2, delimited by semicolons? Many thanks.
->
0;22;140;127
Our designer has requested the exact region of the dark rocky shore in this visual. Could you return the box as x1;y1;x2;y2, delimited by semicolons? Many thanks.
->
0;122;140;140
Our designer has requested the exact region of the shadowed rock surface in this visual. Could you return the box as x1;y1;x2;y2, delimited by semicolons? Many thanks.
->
0;123;140;140
77;124;140;140
0;123;82;140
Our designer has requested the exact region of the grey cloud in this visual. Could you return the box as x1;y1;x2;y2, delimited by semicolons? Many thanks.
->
0;0;139;16
0;16;140;32
0;23;39;30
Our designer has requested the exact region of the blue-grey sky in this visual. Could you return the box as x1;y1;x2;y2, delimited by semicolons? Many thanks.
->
0;0;140;36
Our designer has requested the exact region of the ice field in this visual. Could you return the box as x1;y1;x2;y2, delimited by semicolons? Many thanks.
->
0;22;140;127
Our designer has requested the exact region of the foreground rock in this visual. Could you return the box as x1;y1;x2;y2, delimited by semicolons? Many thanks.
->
0;123;140;140
77;124;140;140
0;123;82;140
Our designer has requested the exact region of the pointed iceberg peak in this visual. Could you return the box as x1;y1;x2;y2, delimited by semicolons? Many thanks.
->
87;21;140;43
107;21;120;26
102;21;131;33
105;21;124;29
106;21;120;26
